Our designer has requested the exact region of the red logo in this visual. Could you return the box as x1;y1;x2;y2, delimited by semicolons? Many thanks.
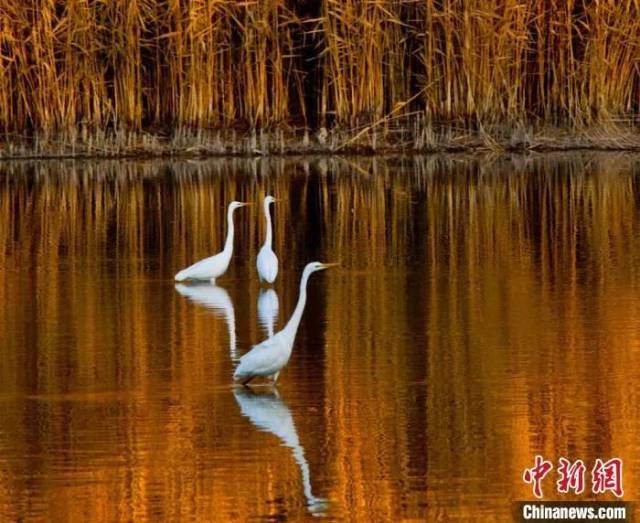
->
523;455;554;498
556;458;586;494
523;457;623;498
592;458;624;498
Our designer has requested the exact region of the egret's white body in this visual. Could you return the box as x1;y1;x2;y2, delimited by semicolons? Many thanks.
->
174;201;249;283
257;288;279;338
174;283;237;359
234;262;335;384
256;195;278;284
234;389;328;514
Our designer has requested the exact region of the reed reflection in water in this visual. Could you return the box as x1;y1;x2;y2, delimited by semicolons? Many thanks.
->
0;153;639;520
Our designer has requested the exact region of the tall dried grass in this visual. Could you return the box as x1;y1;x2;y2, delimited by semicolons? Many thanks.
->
0;0;639;146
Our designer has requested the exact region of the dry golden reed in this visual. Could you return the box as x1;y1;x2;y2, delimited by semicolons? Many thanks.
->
0;0;639;140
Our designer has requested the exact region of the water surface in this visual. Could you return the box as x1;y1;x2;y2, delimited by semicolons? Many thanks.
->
1;153;639;521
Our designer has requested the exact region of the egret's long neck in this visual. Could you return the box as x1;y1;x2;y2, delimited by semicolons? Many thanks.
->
263;201;273;249
283;269;311;338
223;207;235;255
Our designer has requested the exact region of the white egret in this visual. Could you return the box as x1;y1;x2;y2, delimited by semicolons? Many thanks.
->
234;389;328;515
174;283;237;359
257;288;279;338
256;195;278;284
234;261;337;385
174;201;250;283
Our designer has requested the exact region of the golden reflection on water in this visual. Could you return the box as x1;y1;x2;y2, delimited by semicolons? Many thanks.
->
0;154;639;521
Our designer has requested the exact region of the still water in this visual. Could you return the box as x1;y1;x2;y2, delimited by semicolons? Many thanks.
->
0;153;639;521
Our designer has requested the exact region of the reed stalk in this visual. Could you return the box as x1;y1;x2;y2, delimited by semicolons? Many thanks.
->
0;0;639;149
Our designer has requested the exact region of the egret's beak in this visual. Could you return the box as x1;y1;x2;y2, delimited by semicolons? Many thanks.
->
319;262;339;270
239;202;252;207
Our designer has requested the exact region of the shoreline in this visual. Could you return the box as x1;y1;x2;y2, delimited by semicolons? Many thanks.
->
1;123;640;160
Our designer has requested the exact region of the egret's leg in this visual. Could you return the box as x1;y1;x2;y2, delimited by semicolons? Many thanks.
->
242;376;254;386
210;277;216;285
271;371;280;383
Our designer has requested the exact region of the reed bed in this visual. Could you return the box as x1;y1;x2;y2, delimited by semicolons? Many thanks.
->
1;1;640;156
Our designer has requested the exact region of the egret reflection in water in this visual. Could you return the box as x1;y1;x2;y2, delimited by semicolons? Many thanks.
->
257;288;279;338
174;283;237;359
233;389;328;516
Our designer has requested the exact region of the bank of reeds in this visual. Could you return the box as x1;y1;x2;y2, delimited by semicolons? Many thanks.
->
1;0;640;156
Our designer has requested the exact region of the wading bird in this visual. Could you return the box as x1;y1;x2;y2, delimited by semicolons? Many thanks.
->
256;195;278;284
234;262;336;385
174;201;250;283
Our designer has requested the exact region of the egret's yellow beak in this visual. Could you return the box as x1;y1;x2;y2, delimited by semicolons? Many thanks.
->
239;202;252;207
319;262;339;269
